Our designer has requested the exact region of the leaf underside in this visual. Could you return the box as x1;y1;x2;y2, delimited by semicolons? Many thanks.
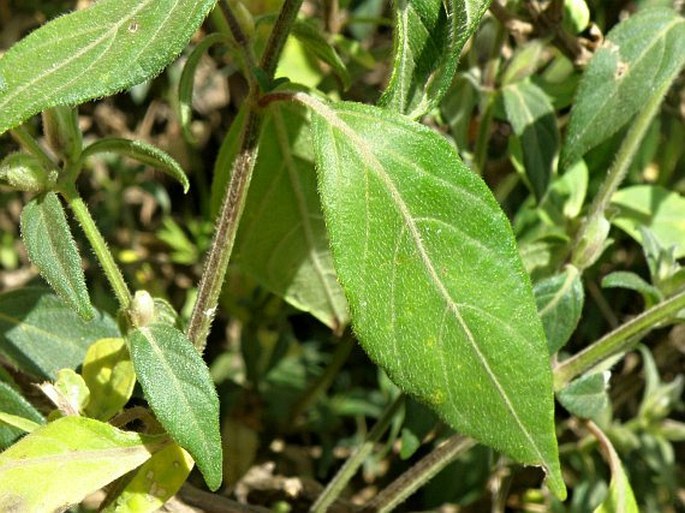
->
308;98;564;497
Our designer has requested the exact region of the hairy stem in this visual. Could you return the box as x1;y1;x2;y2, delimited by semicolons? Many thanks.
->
9;126;56;170
186;0;304;351
553;289;685;390
309;395;405;513
61;183;132;309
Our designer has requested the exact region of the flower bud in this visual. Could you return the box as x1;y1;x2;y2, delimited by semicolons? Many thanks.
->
129;290;156;328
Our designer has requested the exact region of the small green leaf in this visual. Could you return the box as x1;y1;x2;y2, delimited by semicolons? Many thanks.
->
0;0;219;135
0;381;45;449
305;96;565;498
501;80;559;201
235;102;349;331
102;441;193;513
591;424;639;513
602;271;662;306
291;20;351;90
53;368;90;414
381;0;492;118
562;8;685;167
20;191;94;320
0;416;167;512
535;265;584;354
82;338;136;421
557;372;610;423
0;287;119;379
611;185;685;258
129;323;222;491
82;138;189;193
0;412;41;435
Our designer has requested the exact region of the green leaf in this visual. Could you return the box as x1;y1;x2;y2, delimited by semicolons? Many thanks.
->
591;424;639;513
235;102;349;331
381;0;492;118
291;20;351;90
20;191;94;320
102;442;193;513
0;412;41;436
557;372;610;423
53;368;91;414
501;80;559;202
602;271;662;306
0;287;119;379
535;265;584;354
82;138;189;193
0;381;45;449
82;338;136;421
305;97;565;498
611;185;685;258
0;416;167;512
562;8;685;167
129;323;222;491
0;0;219;135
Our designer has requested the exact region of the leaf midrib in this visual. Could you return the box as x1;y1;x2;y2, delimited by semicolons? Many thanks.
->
305;95;548;464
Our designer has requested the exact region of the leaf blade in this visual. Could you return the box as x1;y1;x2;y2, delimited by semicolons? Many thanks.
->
20;191;93;320
0;0;218;134
305;96;564;497
129;323;222;491
381;0;492;118
0;416;165;512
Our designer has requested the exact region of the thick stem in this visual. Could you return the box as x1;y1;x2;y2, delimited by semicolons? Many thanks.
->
309;395;404;513
553;289;685;391
260;0;304;78
186;0;304;351
186;109;260;350
361;435;476;513
61;184;132;309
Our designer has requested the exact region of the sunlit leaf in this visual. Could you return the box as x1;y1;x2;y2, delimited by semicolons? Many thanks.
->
562;8;685;167
0;416;167;512
381;0;492;118
82;338;136;421
611;185;685;258
129;323;222;491
0;0;218;134
304;96;565;498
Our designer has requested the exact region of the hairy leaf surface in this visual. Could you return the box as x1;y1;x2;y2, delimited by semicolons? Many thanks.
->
562;8;685;167
0;416;166;512
0;381;45;450
0;0;218;134
306;97;564;497
0;287;119;379
381;0;492;118
129;323;222;491
21;192;93;320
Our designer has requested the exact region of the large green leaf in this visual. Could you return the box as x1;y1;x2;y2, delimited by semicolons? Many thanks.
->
235;102;349;331
0;0;218;135
129;323;222;491
562;8;685;167
381;0;492;118
0;287;119;379
20;191;93;320
305;97;565;498
0;416;167;512
501;80;559;202
611;185;685;258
